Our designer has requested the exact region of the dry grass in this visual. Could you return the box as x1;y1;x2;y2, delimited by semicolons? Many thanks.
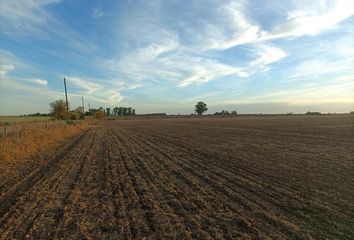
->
0;121;89;174
0;116;52;125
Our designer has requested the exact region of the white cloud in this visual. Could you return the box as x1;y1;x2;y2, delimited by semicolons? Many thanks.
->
65;76;125;106
92;8;104;18
126;83;143;90
101;0;354;90
220;81;354;105
104;7;253;87
334;75;354;82
32;78;48;86
261;0;354;40
288;58;353;81
175;56;247;87
106;44;248;88
0;0;61;37
104;90;124;104
0;0;98;53
250;45;287;67
0;64;15;77
189;1;261;51
67;76;103;94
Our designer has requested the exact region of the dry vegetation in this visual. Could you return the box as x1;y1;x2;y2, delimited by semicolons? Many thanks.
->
0;121;89;182
0;116;51;125
0;115;353;239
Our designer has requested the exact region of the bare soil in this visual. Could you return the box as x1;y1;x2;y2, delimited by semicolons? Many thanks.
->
1;115;353;239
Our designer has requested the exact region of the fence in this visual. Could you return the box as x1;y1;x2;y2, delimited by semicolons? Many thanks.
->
0;121;68;138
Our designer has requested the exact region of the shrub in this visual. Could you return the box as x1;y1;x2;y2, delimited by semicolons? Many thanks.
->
70;112;81;120
94;111;105;119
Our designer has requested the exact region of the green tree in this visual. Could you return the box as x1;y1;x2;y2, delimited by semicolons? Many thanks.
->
113;107;119;116
195;101;208;115
122;107;127;116
50;99;68;120
118;107;123;116
127;107;132;116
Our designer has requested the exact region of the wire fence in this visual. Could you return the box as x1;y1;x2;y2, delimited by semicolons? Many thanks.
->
0;121;68;138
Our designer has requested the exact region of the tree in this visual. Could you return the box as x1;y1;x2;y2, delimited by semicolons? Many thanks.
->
113;107;119;116
127;107;132;116
195;101;208;115
122;107;127;116
118;107;123;116
74;106;84;119
214;110;237;115
50;99;68;120
132;109;136;116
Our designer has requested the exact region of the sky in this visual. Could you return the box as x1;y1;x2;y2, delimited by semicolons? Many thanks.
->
0;0;353;115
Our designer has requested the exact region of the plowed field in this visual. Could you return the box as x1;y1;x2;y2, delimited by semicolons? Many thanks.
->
1;115;353;239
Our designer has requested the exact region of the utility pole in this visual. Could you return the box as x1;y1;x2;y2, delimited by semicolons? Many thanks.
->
81;96;85;118
64;78;70;121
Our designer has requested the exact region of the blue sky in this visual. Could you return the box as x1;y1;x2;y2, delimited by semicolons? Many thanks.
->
0;0;353;115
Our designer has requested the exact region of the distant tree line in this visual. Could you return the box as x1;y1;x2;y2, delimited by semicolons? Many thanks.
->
305;111;321;115
85;107;105;118
49;99;354;120
111;107;136;116
50;99;137;120
214;110;238;116
84;106;136;118
22;113;49;117
139;113;167;116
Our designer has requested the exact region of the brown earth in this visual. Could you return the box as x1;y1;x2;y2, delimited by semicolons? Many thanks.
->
0;115;353;239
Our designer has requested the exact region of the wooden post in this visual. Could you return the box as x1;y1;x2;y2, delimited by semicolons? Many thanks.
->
64;78;70;121
82;96;85;119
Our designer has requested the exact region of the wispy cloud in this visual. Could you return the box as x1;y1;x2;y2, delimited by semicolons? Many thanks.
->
220;81;354;105
66;76;124;106
192;1;261;50
0;64;15;77
250;45;287;67
334;74;354;82
0;0;98;52
68;76;103;94
287;58;353;81
32;78;48;86
92;8;104;18
261;0;354;40
0;0;61;37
